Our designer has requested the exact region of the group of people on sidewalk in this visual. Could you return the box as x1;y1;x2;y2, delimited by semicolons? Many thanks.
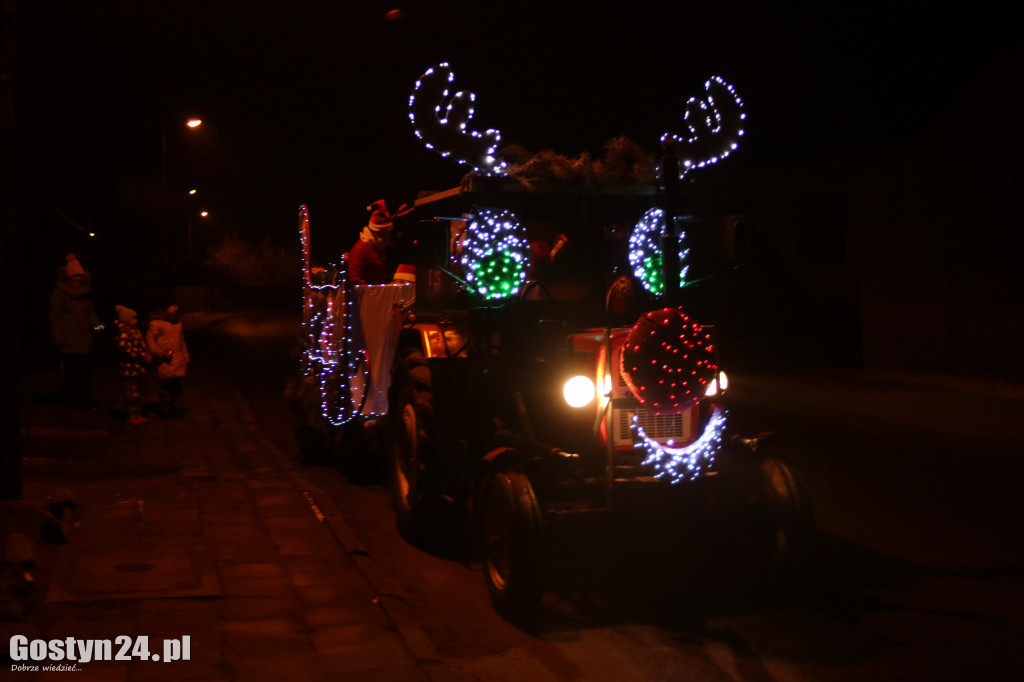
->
111;300;189;424
48;253;190;425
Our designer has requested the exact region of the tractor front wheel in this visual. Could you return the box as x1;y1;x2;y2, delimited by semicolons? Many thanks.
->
476;468;544;625
760;456;813;580
389;350;436;540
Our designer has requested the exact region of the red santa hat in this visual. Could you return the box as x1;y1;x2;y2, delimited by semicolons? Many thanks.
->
366;199;412;234
393;264;416;282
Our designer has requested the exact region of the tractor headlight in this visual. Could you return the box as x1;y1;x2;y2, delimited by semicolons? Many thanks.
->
563;375;596;408
704;370;729;398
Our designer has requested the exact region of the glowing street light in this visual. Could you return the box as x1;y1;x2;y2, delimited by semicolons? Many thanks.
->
160;117;205;271
161;118;204;205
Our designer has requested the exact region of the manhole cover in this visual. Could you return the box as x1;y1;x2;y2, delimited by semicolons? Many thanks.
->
47;542;220;602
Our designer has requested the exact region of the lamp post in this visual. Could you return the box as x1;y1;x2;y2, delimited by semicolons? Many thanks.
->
160;118;203;206
186;188;198;265
159;118;203;272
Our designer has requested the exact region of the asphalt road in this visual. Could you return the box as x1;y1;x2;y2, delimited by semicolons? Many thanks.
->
210;322;1024;682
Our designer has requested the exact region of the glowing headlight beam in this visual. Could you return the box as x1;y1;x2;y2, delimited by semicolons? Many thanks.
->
563;375;596;408
704;370;729;398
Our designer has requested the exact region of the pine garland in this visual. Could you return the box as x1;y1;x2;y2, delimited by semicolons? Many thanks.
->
501;136;657;188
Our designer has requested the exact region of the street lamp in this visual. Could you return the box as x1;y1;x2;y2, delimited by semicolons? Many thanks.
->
159;118;204;272
160;118;203;197
186;189;199;259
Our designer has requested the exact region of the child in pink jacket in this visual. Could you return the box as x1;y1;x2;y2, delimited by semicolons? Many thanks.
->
146;300;190;418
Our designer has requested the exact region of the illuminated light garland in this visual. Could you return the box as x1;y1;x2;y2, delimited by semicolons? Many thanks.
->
460;208;530;300
409;63;507;176
299;205;313;287
631;405;727;483
619;307;717;412
297;205;369;426
628;208;689;295
660;76;745;178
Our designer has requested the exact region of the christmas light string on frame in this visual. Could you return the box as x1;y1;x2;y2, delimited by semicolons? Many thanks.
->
408;64;745;188
618;307;726;482
619;308;718;412
628;208;690;296
460;207;531;301
660;76;745;178
297;204;369;426
631;405;727;484
409;63;506;176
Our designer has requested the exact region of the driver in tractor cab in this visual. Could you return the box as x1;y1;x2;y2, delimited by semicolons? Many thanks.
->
348;199;412;286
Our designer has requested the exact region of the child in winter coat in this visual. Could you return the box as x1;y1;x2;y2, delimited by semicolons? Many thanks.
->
146;300;190;418
113;305;151;425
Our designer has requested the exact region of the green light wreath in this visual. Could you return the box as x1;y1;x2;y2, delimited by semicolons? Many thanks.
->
628;208;689;295
461;208;530;300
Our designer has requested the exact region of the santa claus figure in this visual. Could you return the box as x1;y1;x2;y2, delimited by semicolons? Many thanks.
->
348;200;411;286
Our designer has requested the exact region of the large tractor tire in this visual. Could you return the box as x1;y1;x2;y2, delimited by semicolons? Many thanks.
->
476;467;545;625
389;349;437;540
760;456;813;580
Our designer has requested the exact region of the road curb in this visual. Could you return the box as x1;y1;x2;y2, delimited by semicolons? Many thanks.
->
297;478;443;665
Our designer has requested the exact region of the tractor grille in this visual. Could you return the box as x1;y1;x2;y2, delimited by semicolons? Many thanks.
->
611;343;692;446
613;407;691;446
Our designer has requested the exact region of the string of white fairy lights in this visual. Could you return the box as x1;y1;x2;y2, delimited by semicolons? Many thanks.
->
298;205;368;426
630;405;727;484
461;207;530;300
408;65;745;308
408;63;506;176
660;76;745;177
627;207;690;295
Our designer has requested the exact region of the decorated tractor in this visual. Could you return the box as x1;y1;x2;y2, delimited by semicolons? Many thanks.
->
289;64;812;621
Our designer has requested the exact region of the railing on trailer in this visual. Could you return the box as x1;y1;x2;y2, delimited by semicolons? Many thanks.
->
298;204;414;426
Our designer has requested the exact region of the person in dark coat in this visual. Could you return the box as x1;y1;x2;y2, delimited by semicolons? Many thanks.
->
146;298;190;418
48;254;102;406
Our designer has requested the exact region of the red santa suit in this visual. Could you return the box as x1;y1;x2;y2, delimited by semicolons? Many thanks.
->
347;200;410;286
348;234;392;285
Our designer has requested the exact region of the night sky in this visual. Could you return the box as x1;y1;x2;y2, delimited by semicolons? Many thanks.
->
14;1;1021;268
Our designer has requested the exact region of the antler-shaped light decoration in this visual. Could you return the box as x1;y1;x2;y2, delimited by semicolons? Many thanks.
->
409;62;506;176
661;76;745;178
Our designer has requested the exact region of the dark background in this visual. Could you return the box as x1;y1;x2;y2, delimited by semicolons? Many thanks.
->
11;0;1024;371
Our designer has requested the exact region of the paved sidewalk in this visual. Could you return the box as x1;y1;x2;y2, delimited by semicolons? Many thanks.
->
2;347;433;682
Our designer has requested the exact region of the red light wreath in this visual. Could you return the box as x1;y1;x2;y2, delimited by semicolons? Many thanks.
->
619;307;717;413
